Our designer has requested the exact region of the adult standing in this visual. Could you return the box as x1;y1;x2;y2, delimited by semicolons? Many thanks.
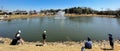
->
108;34;114;49
42;31;47;45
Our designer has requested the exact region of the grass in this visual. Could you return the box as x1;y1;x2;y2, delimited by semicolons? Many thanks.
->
0;37;120;51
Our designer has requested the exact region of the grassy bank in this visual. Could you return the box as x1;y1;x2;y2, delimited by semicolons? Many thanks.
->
0;14;116;20
0;37;120;51
65;14;115;17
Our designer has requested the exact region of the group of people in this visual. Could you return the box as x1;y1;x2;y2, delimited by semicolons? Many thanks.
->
81;34;114;51
10;30;114;50
10;30;47;46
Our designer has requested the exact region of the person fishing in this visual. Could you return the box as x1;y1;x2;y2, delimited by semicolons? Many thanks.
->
81;37;92;51
84;37;92;49
108;34;114;49
15;30;21;40
42;30;47;45
10;30;24;45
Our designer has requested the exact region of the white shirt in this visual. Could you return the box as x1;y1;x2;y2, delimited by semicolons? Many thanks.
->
16;34;20;37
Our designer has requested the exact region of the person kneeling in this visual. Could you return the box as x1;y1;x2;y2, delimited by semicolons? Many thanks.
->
84;37;92;49
10;30;24;45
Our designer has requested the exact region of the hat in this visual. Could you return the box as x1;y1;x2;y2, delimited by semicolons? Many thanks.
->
108;34;112;36
87;37;91;41
18;30;21;33
44;30;46;33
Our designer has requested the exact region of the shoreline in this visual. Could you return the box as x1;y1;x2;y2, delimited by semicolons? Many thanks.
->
0;37;120;51
0;14;116;20
65;14;115;18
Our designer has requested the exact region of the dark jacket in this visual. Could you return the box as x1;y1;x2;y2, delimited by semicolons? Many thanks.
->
42;33;47;40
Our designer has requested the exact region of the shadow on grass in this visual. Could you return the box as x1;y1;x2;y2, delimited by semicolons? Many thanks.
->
101;48;114;50
36;44;43;46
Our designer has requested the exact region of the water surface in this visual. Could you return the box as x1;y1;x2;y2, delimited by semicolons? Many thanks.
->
0;16;120;42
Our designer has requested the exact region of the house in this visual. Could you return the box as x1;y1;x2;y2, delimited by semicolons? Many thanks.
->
12;10;28;15
29;10;37;15
0;10;6;15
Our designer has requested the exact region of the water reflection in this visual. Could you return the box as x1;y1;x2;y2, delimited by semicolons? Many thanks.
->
0;19;12;22
116;18;120;25
21;18;27;20
54;19;65;27
68;17;93;23
0;17;120;41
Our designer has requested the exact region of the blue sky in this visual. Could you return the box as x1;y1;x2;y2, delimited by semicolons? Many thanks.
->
0;0;120;11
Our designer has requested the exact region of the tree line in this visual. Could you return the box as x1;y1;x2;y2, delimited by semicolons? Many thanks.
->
0;7;120;17
41;7;120;17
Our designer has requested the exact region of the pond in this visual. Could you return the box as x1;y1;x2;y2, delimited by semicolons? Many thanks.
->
0;16;120;42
